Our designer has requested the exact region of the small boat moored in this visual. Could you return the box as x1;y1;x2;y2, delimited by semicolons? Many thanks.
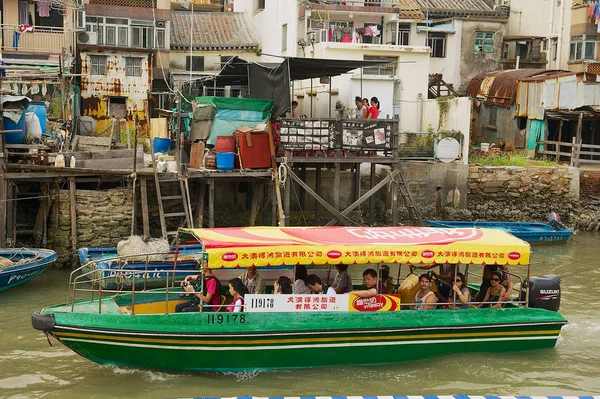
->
0;248;57;292
32;226;567;372
426;220;574;244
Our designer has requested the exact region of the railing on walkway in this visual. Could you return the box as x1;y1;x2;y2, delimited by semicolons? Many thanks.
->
536;139;600;167
1;25;72;54
308;0;399;7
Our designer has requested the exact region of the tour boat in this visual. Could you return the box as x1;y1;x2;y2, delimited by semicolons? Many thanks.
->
0;248;57;292
426;220;573;244
77;243;204;290
32;226;567;371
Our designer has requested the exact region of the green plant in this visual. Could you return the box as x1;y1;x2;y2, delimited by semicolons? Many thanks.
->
470;153;556;167
436;96;453;131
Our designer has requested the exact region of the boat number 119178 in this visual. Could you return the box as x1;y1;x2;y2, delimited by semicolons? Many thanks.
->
206;314;246;324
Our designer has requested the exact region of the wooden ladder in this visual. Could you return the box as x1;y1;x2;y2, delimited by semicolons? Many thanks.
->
395;164;425;227
151;152;193;240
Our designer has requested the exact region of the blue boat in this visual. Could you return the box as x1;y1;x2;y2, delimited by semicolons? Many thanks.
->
425;220;574;244
77;244;204;290
0;248;57;292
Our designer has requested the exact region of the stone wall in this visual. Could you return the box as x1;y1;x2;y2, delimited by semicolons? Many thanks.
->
455;166;580;222
49;188;133;267
580;170;600;199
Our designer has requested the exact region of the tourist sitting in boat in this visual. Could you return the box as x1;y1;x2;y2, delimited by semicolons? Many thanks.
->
331;264;352;294
227;278;247;313
447;272;470;309
294;265;311;294
379;265;395;294
177;267;222;313
413;274;438;310
274;276;293;294
475;265;513;302
477;270;506;309
349;269;378;298
307;274;336;295
238;265;265;294
431;263;457;302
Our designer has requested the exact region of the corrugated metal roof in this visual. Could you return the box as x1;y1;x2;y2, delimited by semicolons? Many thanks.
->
413;0;504;18
170;12;260;50
398;0;425;19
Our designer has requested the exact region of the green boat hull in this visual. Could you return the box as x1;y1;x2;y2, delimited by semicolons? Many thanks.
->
34;300;567;372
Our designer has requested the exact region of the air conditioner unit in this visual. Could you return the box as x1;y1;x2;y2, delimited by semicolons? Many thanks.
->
156;20;166;28
77;31;98;45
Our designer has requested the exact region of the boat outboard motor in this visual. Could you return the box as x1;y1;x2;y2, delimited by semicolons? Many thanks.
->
520;274;561;311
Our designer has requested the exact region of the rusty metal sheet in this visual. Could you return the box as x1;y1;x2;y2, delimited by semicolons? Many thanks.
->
484;69;550;107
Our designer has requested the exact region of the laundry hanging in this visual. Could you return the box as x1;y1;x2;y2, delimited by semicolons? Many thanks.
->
37;0;51;18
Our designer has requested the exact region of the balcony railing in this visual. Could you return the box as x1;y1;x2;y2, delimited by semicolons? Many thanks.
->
306;0;399;11
1;25;72;55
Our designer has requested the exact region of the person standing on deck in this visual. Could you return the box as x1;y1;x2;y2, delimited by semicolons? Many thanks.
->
239;266;265;294
349;269;378;298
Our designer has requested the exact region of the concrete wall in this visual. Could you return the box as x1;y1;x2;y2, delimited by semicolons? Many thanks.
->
424;28;462;91
49;188;133;267
169;49;260;72
507;0;552;37
80;51;152;135
235;0;298;61
459;20;507;93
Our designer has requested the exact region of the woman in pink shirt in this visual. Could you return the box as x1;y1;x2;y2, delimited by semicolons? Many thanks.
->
367;97;380;119
227;278;247;312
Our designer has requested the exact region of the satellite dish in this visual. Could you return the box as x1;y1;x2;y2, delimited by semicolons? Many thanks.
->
436;137;461;163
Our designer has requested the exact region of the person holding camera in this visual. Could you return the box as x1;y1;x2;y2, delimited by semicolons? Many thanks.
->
176;262;221;313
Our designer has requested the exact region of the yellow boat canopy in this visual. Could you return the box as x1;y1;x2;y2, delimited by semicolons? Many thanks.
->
181;226;531;269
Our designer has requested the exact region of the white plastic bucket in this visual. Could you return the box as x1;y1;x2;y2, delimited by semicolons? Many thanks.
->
481;143;490;152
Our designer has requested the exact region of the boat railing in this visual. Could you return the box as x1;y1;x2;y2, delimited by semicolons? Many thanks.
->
68;251;203;309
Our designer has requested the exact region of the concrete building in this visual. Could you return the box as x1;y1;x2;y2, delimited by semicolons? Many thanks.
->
413;0;508;94
568;0;600;74
234;0;431;132
0;0;77;67
77;0;171;134
169;11;260;92
502;0;572;70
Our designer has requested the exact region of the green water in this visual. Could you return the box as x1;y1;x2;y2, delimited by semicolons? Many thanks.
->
1;234;600;398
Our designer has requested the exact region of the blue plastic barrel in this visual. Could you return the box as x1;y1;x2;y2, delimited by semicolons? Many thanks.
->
3;111;27;144
216;152;235;170
28;102;47;135
152;137;171;153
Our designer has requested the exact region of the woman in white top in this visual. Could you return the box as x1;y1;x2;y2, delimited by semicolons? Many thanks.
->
294;265;311;294
354;96;367;119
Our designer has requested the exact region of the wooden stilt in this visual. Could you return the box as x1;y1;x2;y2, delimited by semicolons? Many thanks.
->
208;178;215;228
140;177;150;237
369;163;376;226
6;183;15;246
315;165;321;221
42;183;48;247
249;182;260;226
391;164;399;226
300;166;306;208
194;182;206;229
354;162;361;202
69;177;78;268
271;181;277;226
0;170;5;248
334;162;340;211
284;166;291;225
34;184;46;247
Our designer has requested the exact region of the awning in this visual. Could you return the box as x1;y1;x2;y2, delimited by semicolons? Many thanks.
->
416;23;456;33
181;226;531;268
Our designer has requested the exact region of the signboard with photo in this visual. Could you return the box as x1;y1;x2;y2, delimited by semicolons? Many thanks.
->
279;119;336;150
341;120;392;150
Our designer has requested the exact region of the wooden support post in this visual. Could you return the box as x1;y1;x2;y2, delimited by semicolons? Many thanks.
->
284;167;291;225
249;182;260;226
69;177;78;268
369;163;376;226
42;183;48;247
0;76;5;248
6;183;15;246
326;170;399;226
140;177;150;237
391;164;399;226
194;182;206;229
262;183;270;225
287;168;355;226
354;163;361;202
208;178;215;228
557;119;564;163
271;181;277;226
334;162;340;211
299;166;306;208
130;120;138;236
268;122;285;226
315;166;321;221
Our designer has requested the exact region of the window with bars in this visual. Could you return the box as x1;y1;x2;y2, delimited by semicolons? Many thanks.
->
90;55;107;75
363;56;397;76
428;32;446;58
125;57;142;76
570;36;583;60
475;31;494;53
186;56;205;71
